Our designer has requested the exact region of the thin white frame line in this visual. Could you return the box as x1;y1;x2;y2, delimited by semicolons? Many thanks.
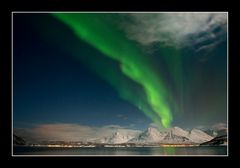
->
11;11;229;157
12;11;228;13
13;154;227;157
226;12;229;156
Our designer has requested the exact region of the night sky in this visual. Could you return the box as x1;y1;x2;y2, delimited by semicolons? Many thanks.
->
13;13;227;132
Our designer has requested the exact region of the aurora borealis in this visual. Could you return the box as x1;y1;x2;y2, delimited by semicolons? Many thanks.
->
52;13;173;128
13;12;227;131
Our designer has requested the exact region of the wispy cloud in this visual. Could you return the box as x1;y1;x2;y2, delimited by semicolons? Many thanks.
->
14;124;97;142
121;13;227;50
116;114;128;120
14;123;140;143
212;122;227;131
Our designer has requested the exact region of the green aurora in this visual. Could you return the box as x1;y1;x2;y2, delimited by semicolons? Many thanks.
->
51;13;184;128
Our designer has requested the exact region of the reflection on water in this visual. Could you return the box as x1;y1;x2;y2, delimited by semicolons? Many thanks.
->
162;147;176;155
14;146;227;156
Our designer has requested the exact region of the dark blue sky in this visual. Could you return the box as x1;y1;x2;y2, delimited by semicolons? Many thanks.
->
13;14;151;129
13;13;227;130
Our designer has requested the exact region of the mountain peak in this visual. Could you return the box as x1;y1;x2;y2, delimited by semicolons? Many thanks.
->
146;127;159;133
170;126;189;137
129;127;165;143
188;128;213;143
96;129;141;144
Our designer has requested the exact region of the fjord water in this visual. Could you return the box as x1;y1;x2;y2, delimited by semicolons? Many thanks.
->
14;146;227;156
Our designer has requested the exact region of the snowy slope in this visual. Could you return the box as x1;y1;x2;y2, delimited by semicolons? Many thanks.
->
106;132;134;144
160;127;192;144
168;127;189;137
188;128;213;143
212;123;227;137
91;126;214;144
129;127;165;143
98;129;141;144
129;126;213;144
196;123;227;137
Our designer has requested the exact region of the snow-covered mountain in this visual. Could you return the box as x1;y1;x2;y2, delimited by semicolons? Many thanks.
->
168;127;189;137
96;129;141;144
126;127;213;144
161;127;213;144
196;123;227;137
212;123;227;137
17;125;216;145
160;127;192;144
14;123;224;146
103;132;134;144
201;129;218;137
128;127;165;143
188;128;213;143
200;135;227;146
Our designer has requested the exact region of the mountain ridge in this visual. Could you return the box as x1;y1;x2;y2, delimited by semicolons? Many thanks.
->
99;126;214;145
14;125;227;145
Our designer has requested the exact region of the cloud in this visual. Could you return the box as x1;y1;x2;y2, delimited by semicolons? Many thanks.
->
129;123;135;127
14;124;97;142
14;123;139;143
195;125;208;130
116;114;128;120
121;13;227;50
212;122;227;131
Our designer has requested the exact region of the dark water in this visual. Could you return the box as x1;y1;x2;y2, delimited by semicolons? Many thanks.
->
13;146;227;156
